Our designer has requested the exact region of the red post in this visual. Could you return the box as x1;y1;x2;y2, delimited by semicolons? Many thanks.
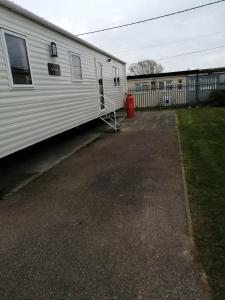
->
126;94;135;118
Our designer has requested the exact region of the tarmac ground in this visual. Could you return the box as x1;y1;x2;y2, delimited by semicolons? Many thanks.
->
0;111;210;299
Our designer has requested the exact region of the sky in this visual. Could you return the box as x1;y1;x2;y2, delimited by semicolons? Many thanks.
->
13;0;225;72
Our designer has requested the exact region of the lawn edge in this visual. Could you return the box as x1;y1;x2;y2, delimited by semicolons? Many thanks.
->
175;111;212;299
175;113;194;247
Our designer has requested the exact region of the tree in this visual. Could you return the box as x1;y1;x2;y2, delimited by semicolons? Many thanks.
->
128;60;164;75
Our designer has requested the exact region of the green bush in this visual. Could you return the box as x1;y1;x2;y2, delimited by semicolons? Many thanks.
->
208;89;225;106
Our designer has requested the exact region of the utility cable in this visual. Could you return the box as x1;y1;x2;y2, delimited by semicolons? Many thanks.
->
151;45;225;61
77;0;225;36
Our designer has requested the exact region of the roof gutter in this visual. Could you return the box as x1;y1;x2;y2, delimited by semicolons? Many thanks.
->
127;67;225;80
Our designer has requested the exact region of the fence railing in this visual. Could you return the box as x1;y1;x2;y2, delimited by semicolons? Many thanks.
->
128;83;225;108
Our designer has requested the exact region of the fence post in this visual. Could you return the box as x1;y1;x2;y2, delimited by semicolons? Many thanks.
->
196;69;199;105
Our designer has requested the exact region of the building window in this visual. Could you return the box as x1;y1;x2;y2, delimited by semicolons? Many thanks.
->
135;83;141;91
3;31;32;86
166;80;172;90
134;82;149;91
200;76;217;90
113;66;120;86
159;81;164;90
177;79;183;90
188;78;196;91
220;74;225;83
151;81;156;90
140;82;149;90
70;53;82;80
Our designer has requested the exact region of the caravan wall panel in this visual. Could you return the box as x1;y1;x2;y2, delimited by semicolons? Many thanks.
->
0;5;126;158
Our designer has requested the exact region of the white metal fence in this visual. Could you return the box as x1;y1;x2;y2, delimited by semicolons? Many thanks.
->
128;83;225;108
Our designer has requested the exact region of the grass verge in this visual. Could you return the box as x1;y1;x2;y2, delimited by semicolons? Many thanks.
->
177;107;225;299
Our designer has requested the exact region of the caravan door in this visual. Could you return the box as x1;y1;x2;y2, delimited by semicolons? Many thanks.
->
96;61;105;110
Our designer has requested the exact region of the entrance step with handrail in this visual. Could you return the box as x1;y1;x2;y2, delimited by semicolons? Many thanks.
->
99;94;121;132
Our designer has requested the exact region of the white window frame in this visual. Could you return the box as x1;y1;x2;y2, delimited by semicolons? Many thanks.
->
1;29;34;89
112;66;117;86
95;58;104;93
95;58;105;110
112;66;120;86
95;59;104;81
69;52;83;82
117;67;120;86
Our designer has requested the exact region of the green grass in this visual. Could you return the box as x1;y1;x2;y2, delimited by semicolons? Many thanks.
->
177;107;225;299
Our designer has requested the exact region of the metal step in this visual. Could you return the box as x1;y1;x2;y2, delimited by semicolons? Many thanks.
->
98;94;121;132
100;115;121;132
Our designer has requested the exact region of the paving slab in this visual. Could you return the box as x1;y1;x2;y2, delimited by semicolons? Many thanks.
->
0;111;210;299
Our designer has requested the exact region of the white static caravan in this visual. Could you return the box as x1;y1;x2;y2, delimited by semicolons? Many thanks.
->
0;0;127;159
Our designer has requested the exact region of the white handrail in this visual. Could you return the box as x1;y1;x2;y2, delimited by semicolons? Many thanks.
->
98;93;119;132
99;94;115;110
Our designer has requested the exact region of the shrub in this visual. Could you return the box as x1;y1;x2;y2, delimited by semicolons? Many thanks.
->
208;90;225;106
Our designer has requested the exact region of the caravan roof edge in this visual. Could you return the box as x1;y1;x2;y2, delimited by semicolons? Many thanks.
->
0;0;126;65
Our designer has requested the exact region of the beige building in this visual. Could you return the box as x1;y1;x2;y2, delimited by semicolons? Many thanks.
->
127;71;188;107
127;73;187;91
127;68;225;107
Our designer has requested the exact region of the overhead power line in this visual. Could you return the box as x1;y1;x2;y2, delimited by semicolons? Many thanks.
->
77;0;225;36
151;45;225;62
116;30;225;54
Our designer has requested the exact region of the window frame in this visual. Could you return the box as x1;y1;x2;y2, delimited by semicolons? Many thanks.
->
95;59;103;81
95;58;105;109
166;80;173;90
177;79;183;90
140;82;149;91
69;51;83;82
112;66;120;87
151;81;156;90
199;76;217;90
1;29;34;89
116;68;120;86
159;81;165;90
135;83;141;91
112;66;117;86
188;78;196;91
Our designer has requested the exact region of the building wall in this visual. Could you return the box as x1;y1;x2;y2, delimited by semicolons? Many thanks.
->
127;75;187;90
186;73;225;101
0;5;126;158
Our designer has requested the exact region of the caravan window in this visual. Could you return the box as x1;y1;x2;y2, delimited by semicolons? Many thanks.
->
113;66;117;86
117;68;120;86
113;66;120;86
70;53;82;80
4;31;32;86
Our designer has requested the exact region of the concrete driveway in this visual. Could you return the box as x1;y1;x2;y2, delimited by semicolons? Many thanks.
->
0;111;210;299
